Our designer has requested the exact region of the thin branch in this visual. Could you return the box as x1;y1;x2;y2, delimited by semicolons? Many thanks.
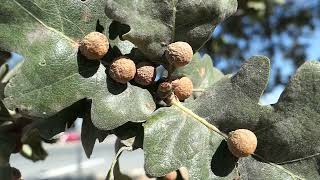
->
106;146;132;180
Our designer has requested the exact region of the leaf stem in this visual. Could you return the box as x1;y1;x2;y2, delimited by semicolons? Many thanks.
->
13;0;76;44
171;100;228;139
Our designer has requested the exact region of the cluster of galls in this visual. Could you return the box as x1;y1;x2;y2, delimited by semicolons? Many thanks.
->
79;32;194;102
79;32;257;164
79;32;156;86
156;42;194;102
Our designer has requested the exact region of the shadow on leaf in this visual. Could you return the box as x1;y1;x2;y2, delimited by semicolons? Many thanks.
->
211;141;238;177
109;21;130;40
0;51;11;65
106;76;127;95
95;19;105;33
113;121;144;150
77;51;100;78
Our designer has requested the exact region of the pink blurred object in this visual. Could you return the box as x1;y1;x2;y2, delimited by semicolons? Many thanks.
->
60;132;80;143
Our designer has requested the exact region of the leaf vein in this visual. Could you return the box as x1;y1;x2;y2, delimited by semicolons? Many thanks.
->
10;65;99;100
277;152;320;165
53;0;64;33
12;0;75;44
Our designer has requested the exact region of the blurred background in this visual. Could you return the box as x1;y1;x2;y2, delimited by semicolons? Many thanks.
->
205;0;320;104
2;0;320;179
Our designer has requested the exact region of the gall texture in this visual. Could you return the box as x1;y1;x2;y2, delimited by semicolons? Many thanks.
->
79;32;109;60
109;57;136;84
227;129;257;158
165;42;193;68
172;77;193;101
134;62;156;86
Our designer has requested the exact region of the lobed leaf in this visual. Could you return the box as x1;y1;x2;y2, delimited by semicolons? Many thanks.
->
105;0;238;61
0;0;156;132
144;56;320;179
144;107;238;179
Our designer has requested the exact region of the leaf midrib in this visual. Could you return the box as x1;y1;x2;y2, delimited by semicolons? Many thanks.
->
172;102;306;179
13;0;75;44
277;152;320;165
171;0;177;41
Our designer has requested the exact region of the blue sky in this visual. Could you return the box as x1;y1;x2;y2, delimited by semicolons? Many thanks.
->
214;26;320;105
211;0;320;105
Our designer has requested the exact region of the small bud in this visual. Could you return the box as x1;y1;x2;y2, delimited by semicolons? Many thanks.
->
227;129;257;158
109;57;136;84
79;32;109;60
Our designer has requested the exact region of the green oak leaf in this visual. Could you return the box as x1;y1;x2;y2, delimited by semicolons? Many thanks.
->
0;0;156;131
105;0;238;61
144;56;320;179
173;53;224;98
107;21;135;55
81;99;145;158
0;0;107;50
144;107;238;179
